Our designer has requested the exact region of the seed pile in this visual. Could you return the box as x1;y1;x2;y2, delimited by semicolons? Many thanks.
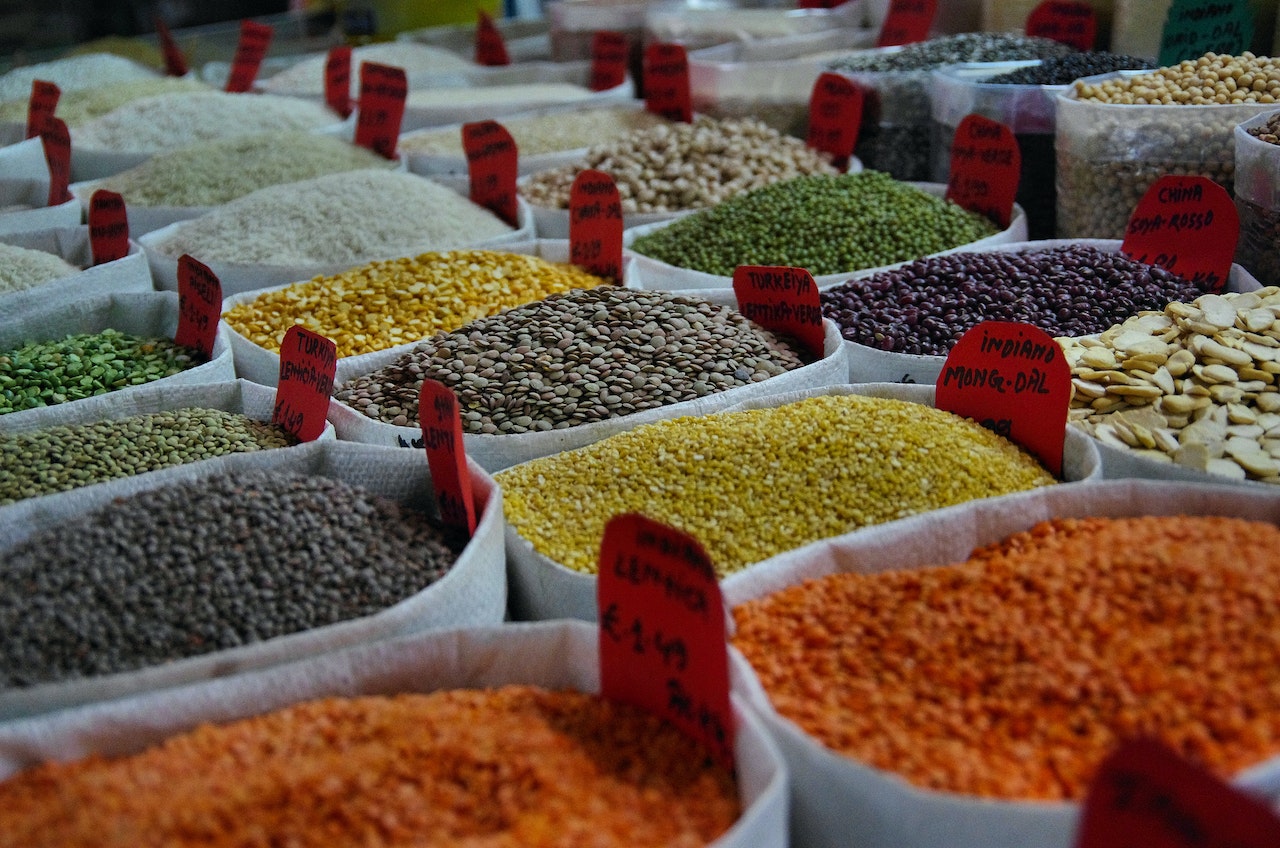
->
0;329;199;416
0;76;207;126
405;82;593;109
260;41;475;96
1238;112;1280;285
732;515;1280;800
821;246;1206;356
226;250;606;358
629;171;999;278
1062;287;1280;482
827;33;1074;74
520;117;837;213
148;170;514;266
0;408;295;504
335;287;807;432
93;132;390;207
497;394;1056;575
0;686;740;847
0;53;157;102
0;469;458;686
1247;111;1280;143
400;107;668;157
0;242;78;295
1074;52;1280;105
985;53;1157;86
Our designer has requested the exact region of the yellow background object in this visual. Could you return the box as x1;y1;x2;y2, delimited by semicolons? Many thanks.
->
368;0;503;36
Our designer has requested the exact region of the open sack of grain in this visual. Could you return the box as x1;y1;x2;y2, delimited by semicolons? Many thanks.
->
0;225;153;321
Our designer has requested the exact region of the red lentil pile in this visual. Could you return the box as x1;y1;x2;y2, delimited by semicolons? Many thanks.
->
0;686;740;847
732;515;1280;800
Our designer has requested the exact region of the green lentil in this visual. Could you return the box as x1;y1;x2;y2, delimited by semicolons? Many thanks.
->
496;393;1056;576
0;329;200;416
0;407;297;505
628;171;1000;278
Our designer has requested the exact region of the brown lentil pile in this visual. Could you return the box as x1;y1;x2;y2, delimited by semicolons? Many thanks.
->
222;250;609;358
0;686;740;847
732;515;1280;800
496;394;1056;575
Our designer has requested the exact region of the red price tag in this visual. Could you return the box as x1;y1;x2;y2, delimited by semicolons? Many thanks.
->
1121;176;1238;294
88;189;129;266
224;19;273;93
354;62;406;160
175;254;221;361
570;169;623;283
798;0;850;7
1076;739;1280;848
26;80;59;141
475;10;511;66
273;326;335;443
463;120;519;227
876;0;938;47
946;114;1021;230
1025;0;1098;51
154;16;189;77
39;116;70;207
324;45;352;119
589;31;628;92
936;320;1070;477
597;514;734;770
807;72;863;172
643;43;692;124
418;379;478;537
731;265;825;360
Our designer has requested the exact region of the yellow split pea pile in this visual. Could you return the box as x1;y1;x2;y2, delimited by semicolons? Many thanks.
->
732;515;1280;800
0;686;739;848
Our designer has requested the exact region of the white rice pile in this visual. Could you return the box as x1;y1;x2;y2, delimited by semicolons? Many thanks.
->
0;53;158;102
260;42;475;96
0;242;78;294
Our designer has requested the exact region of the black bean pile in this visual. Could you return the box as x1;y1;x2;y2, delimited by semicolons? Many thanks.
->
820;245;1207;355
985;53;1156;86
0;470;463;688
334;288;808;434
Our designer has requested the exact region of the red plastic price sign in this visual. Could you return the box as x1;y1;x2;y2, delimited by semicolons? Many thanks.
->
475;10;511;66
1026;0;1098;51
590;31;628;92
354;62;406;160
154;16;188;77
732;265;825;360
463;120;519;227
39;116;70;207
807;72;863;172
936;321;1070;477
1121;175;1238;294
25;80;59;140
598;514;734;770
946;114;1021;230
569;169;623;283
88;189;129;266
1076;739;1280;848
324;45;352;119
876;0;937;47
418;379;478;537
643;43;692;123
175;254;222;361
224;20;273;93
273;326;336;443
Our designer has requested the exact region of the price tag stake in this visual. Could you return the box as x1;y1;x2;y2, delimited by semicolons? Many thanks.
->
462;120;519;227
273;326;336;443
354;62;407;160
154;16;189;77
1121;175;1238;294
1025;0;1098;51
224;19;273;93
877;0;938;47
946;114;1021;230
475;10;511;66
418;379;478;536
589;30;629;92
40;116;71;207
806;72;864;172
324;45;353;119
569;169;624;283
26;80;59;141
643;43;692;123
175;254;222;361
732;265;825;360
88;190;129;266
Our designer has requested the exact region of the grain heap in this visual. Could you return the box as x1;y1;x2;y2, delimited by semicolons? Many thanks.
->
259;41;475;96
0;76;207;126
0;53;157;102
405;82;593;109
0;243;78;295
984;52;1156;85
401;107;667;158
827;33;1075;74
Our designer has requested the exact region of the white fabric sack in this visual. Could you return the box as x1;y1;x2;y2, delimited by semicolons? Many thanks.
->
0;438;506;721
0;620;787;848
504;381;1100;622
0;180;79;235
722;477;1280;848
0;225;152;320
841;238;1265;385
329;283;848;473
624;183;1028;292
0;290;234;430
0;136;52;180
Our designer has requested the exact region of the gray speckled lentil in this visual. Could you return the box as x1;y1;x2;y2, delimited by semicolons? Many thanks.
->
985;53;1157;86
827;34;1075;74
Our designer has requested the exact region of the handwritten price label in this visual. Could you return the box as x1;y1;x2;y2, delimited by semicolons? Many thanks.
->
155;16;188;76
643;43;692;123
475;10;511;66
354;62;406;160
324;45;352;119
598;514;734;770
807;72;863;172
1121;175;1237;294
273;326;335;442
1025;0;1097;51
39;116;70;207
936;320;1070;477
463;120;519;227
569;169;623;283
732;265;825;360
590;30;628;92
877;0;937;47
418;379;478;536
1159;0;1253;66
224;20;273;93
88;190;129;266
26;80;59;140
946;114;1021;230
175;254;221;361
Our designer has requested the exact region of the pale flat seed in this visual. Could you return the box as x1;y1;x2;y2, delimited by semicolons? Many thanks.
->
1153;428;1181;453
1108;384;1163;399
1166;349;1197;376
1159;394;1197;415
1198;294;1238;329
1080;348;1119;370
1174;442;1212;470
1226;424;1265;439
1131;448;1173;463
1208;457;1249;479
1195;364;1239;384
1071;378;1107;399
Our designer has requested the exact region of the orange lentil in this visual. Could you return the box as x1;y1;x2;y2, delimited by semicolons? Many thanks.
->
731;515;1280;800
0;686;739;847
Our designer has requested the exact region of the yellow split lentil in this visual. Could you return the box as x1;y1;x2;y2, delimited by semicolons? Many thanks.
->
222;250;610;358
732;515;1280;800
0;686;740;847
496;394;1056;576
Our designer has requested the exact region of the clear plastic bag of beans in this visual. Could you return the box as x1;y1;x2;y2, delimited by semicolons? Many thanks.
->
0;225;152;322
724;477;1280;848
1234;110;1280;286
0;620;788;848
834;62;935;181
0;436;506;721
